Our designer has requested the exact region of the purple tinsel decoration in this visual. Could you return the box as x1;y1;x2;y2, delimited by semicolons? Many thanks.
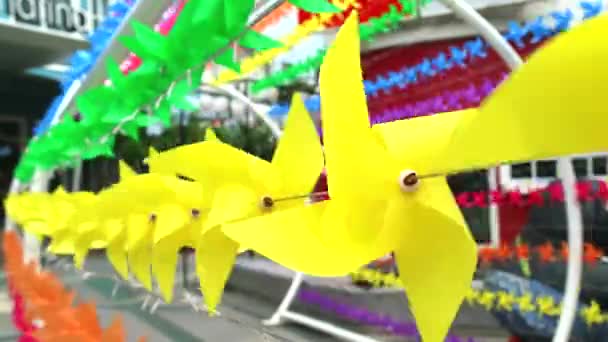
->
297;288;473;342
371;73;508;124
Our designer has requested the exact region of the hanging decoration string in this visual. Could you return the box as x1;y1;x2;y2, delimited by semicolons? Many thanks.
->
370;74;506;124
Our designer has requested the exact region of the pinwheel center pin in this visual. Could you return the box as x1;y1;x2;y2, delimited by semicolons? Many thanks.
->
149;213;157;223
260;195;274;210
191;209;201;218
72;113;83;122
399;170;419;192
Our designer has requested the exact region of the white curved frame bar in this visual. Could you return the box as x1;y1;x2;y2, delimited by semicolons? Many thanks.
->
440;1;582;341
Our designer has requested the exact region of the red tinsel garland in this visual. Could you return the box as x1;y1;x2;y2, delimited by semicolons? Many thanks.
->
297;0;404;28
456;181;608;208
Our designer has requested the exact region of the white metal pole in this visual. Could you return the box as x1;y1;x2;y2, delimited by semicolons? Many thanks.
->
264;271;303;325
487;168;500;247
438;0;583;341
215;84;283;138
72;159;83;191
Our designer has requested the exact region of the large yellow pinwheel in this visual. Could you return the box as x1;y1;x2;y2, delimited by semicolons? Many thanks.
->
217;13;475;342
219;12;608;342
147;93;324;313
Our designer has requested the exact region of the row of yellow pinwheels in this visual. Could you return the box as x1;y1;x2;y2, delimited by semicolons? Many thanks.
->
6;11;608;342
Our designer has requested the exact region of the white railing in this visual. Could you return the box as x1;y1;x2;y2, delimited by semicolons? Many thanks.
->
0;0;108;37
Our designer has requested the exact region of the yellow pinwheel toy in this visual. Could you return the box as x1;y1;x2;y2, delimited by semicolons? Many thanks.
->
218;11;608;342
46;190;100;256
120;162;201;294
147;93;324;313
219;14;476;342
5;191;54;241
148;173;206;303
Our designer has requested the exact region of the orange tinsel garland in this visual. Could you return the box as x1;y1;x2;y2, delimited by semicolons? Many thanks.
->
2;231;146;342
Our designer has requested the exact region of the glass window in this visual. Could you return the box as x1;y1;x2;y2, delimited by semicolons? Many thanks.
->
511;163;532;178
592;156;608;175
536;160;557;178
573;158;589;178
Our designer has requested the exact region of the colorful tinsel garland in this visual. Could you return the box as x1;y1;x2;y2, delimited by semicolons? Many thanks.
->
2;231;144;342
252;0;428;92
297;288;474;341
349;268;608;326
264;0;603;114
211;0;362;85
479;242;604;265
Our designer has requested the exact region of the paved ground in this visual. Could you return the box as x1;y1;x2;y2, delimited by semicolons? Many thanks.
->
0;255;510;342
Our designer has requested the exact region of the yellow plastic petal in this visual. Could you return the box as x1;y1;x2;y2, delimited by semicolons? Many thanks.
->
388;178;476;342
106;237;129;280
73;222;101;269
126;214;152;250
148;141;278;200
371;110;468;176
128;243;153;291
271;93;324;197
195;227;239;314
47;238;75;255
205;127;219;141
151;234;181;303
119;160;137;180
222;202;373;276
23;221;49;236
319;12;393;203
154;204;190;244
319;196;388;251
204;184;258;234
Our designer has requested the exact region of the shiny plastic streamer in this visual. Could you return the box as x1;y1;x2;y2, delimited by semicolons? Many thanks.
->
263;0;602;112
297;288;474;341
252;0;428;92
349;268;608;326
211;0;361;85
252;2;296;31
2;231;144;342
478;242;604;265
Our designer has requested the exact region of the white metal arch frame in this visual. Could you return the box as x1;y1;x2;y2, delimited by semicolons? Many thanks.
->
3;2;583;341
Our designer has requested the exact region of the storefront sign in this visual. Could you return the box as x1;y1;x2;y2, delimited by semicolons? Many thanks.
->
0;0;105;34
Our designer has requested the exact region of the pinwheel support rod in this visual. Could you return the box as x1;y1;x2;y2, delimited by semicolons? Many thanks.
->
210;83;380;342
438;0;583;341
